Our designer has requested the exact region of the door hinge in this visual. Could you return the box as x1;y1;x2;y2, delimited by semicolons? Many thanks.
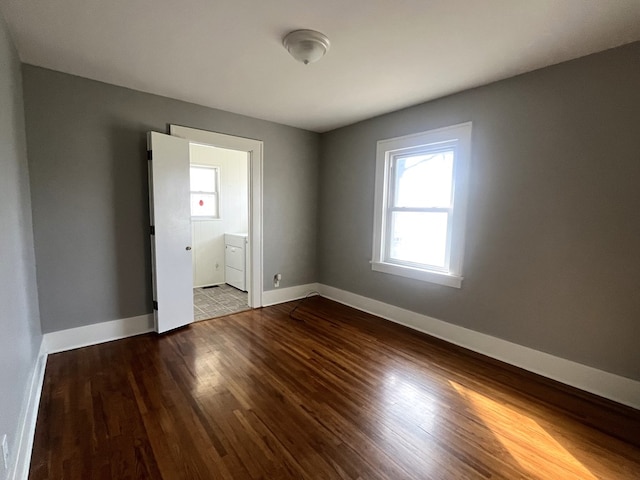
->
147;150;153;160
153;300;158;310
150;225;155;235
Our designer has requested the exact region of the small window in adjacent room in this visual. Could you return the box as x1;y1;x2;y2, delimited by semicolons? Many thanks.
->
372;123;472;288
190;165;220;218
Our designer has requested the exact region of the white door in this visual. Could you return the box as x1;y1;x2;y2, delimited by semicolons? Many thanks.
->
147;131;194;333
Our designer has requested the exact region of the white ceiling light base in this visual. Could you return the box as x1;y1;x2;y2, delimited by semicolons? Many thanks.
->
283;29;330;65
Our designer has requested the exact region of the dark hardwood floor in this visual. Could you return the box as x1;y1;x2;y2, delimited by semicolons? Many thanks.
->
30;296;640;479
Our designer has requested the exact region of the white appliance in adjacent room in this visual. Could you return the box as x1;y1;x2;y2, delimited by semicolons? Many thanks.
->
225;233;248;291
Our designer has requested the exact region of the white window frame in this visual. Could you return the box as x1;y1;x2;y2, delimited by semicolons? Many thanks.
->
190;164;220;219
372;122;472;288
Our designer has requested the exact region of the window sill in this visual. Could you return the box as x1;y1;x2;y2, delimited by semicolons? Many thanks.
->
371;261;463;288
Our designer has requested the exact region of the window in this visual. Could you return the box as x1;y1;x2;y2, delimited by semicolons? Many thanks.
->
372;123;472;288
190;165;220;218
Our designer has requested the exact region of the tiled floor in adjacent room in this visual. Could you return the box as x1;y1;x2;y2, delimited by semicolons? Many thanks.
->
193;284;249;321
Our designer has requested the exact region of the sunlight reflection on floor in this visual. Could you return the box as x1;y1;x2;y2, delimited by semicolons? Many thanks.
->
384;373;439;433
380;373;440;477
449;380;598;480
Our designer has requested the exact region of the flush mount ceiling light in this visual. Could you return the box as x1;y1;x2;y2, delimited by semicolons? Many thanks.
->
283;29;330;65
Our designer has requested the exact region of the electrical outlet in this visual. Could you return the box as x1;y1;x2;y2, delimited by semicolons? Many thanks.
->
274;273;282;288
1;434;8;470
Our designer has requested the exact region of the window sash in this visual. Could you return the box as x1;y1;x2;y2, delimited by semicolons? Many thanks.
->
190;165;220;218
383;148;456;272
384;209;453;272
390;147;455;210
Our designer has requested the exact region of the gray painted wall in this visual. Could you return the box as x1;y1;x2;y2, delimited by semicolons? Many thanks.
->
318;42;640;381
0;13;42;478
22;65;319;333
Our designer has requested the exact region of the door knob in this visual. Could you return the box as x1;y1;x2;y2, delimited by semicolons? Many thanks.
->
186;246;192;251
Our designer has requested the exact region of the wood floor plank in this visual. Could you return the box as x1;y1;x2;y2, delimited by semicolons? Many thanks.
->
30;296;640;479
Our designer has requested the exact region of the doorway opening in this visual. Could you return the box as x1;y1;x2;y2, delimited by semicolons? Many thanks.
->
189;143;250;320
170;124;264;318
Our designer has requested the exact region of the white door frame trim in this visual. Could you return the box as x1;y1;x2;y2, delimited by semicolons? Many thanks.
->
169;125;263;308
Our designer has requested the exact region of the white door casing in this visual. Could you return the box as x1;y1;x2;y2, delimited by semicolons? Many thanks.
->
147;131;194;333
169;125;263;308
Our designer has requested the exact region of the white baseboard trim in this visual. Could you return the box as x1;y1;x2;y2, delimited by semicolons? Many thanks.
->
11;342;47;480
318;284;640;410
262;283;320;307
43;314;155;354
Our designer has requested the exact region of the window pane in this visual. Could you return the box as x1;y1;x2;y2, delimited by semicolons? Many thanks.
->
190;193;218;217
389;211;448;268
190;166;217;193
394;150;453;208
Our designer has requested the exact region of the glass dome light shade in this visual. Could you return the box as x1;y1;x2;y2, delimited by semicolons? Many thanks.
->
283;29;330;65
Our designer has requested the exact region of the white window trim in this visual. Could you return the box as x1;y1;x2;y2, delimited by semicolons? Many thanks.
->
371;122;472;288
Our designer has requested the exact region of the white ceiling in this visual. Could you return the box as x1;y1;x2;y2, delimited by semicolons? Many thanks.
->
2;0;640;132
